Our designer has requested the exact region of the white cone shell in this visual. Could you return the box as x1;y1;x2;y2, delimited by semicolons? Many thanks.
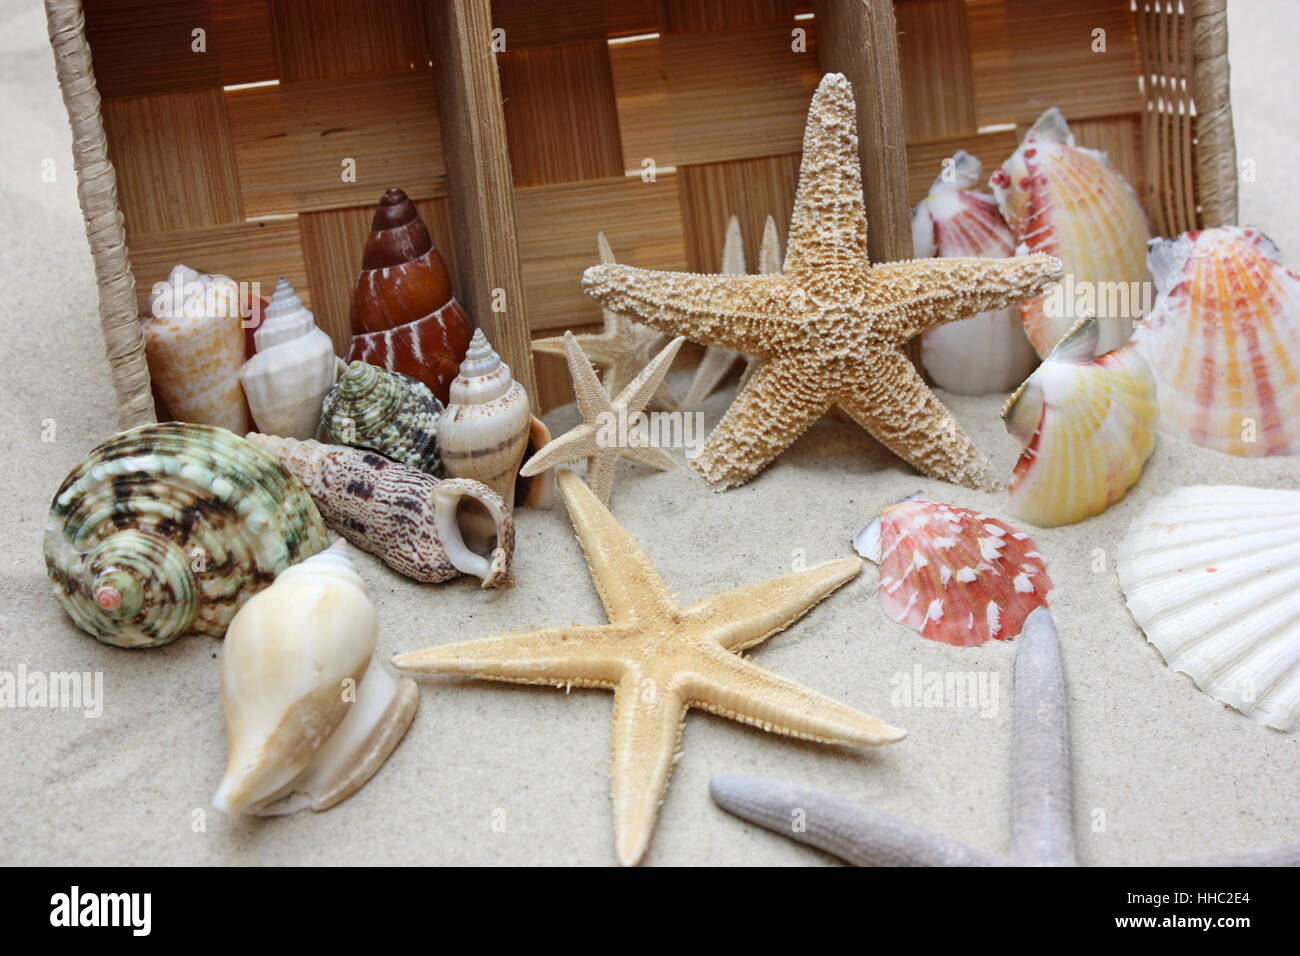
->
1117;485;1300;732
239;277;339;439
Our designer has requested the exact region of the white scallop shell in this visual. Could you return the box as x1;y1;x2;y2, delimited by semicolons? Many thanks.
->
1117;485;1300;732
239;277;340;439
213;540;417;816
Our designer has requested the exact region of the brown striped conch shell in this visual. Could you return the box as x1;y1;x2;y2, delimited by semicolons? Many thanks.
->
43;423;329;648
346;187;475;403
214;540;418;816
143;264;250;431
239;277;340;439
246;433;514;588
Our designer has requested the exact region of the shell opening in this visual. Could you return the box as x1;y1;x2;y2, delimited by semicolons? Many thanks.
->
430;480;514;588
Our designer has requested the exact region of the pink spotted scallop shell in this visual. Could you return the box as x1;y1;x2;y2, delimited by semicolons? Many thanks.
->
854;497;1052;647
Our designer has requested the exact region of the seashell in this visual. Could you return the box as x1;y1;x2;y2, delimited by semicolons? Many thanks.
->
213;540;418;816
245;434;514;588
515;416;554;510
1133;226;1300;457
1002;316;1157;528
991;108;1150;358
239;277;340;439
854;495;1052;647
1117;485;1300;732
143;264;250;432
44;422;329;648
912;151;1038;395
437;329;532;510
346;187;475;403
321;360;444;477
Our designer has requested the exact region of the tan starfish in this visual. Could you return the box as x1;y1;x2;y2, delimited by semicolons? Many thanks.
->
683;214;781;407
520;331;681;506
393;469;905;865
582;73;1063;490
532;233;681;412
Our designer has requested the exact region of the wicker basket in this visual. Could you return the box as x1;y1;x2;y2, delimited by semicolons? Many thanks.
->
46;0;1237;428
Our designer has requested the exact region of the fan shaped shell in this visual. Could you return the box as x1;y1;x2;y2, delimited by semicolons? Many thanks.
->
1117;485;1300;731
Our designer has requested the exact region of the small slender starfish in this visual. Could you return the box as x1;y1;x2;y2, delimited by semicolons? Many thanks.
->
394;469;905;865
583;74;1062;491
520;332;681;506
710;607;1300;866
682;215;780;407
532;233;681;412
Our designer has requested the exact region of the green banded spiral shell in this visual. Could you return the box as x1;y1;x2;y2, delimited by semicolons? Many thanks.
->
44;422;330;648
321;361;444;476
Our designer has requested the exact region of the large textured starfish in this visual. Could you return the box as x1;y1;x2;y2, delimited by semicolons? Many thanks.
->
519;332;681;505
393;469;906;866
710;608;1300;866
682;215;780;407
533;233;681;411
583;74;1062;490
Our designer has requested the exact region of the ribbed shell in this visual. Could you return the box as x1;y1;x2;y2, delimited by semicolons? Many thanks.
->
1133;227;1300;456
246;434;515;588
912;151;1037;395
321;360;444;476
991;108;1150;358
1118;485;1300;732
43;423;329;648
437;329;531;508
1002;317;1157;528
239;276;339;439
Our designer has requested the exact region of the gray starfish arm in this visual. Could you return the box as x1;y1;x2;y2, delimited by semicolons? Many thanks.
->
1164;844;1300;867
684;346;742;407
710;775;1003;866
1011;608;1078;866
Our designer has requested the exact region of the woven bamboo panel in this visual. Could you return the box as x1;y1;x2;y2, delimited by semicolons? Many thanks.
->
82;0;275;98
515;175;688;333
1135;0;1198;237
299;197;458;354
102;89;243;235
490;0;657;48
896;0;978;141
270;0;431;81
126;217;306;314
226;72;446;217
677;154;799;272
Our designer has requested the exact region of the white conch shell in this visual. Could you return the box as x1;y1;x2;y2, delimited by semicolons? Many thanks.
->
213;540;417;816
912;151;1037;395
143;264;250;432
239;277;340;439
438;328;534;512
1118;485;1300;732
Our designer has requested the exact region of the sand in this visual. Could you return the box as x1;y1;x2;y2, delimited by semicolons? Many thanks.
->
1;0;1296;866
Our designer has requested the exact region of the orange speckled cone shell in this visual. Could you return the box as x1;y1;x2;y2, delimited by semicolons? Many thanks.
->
347;187;474;403
142;307;249;434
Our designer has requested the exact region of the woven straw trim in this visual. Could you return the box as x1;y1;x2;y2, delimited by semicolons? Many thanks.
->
1188;0;1237;227
45;0;155;429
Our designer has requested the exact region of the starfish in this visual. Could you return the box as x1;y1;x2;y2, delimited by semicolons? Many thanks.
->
393;469;906;866
532;232;681;412
520;332;681;506
682;215;781;407
582;74;1062;491
710;607;1300;866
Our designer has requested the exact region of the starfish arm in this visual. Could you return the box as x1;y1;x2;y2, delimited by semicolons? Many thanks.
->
391;624;631;688
519;425;599;477
557;469;673;618
835;352;998;491
758;215;783;275
613;336;684;415
564;331;614;422
684;345;743;407
609;672;690;866
687;645;905;746
619;438;677;472
1010;608;1078;866
652;378;681;412
710;775;1003;866
689;557;862;652
783;74;870;280
582;266;802;353
585;452;619;505
693;358;831;488
866;254;1062;341
531;330;618;369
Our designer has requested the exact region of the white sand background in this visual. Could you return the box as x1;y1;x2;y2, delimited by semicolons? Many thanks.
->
0;0;1295;866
